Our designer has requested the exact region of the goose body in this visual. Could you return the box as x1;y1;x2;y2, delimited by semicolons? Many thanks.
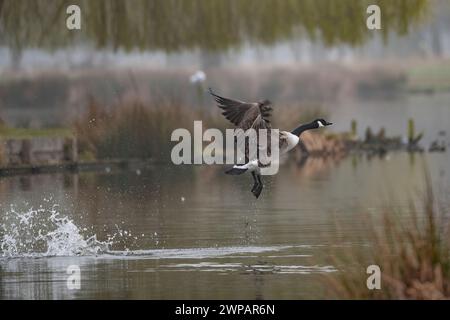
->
209;88;332;198
280;131;300;153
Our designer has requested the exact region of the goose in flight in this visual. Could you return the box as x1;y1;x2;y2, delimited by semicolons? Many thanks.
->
209;88;332;198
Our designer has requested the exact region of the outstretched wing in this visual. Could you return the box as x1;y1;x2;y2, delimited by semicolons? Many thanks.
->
209;88;275;165
209;88;272;131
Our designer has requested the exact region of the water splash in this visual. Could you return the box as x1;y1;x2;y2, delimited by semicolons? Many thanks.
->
0;204;111;258
0;207;337;277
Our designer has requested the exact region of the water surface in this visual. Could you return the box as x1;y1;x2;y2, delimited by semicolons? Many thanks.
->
0;150;449;299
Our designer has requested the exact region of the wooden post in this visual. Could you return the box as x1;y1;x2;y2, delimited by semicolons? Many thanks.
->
71;137;78;162
21;139;32;164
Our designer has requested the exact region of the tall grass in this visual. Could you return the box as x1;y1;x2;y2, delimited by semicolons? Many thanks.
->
326;177;450;299
73;98;226;161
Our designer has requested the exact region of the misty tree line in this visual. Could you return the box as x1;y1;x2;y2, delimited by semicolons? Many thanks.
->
0;0;429;67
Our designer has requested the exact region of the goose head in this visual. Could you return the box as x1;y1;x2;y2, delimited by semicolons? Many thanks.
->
314;119;333;128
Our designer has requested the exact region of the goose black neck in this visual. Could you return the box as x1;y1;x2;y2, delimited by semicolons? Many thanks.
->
291;122;316;137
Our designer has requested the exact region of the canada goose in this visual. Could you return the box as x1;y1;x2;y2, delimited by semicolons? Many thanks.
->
209;88;332;198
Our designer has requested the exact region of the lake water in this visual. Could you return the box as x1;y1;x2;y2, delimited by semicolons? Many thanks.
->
0;151;449;299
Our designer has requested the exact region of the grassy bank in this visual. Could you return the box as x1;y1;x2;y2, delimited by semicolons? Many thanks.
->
0;126;73;139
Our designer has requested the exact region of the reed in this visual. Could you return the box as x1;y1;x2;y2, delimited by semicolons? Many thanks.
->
325;176;450;299
73;98;227;160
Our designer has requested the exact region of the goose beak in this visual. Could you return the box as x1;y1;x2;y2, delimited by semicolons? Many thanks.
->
325;122;333;126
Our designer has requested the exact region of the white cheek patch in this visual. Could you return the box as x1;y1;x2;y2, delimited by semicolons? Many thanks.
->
318;121;324;127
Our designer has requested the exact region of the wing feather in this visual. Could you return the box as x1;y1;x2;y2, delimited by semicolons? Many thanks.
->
209;88;275;164
209;88;273;130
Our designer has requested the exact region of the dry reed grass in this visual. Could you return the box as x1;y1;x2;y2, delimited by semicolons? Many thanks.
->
325;176;450;299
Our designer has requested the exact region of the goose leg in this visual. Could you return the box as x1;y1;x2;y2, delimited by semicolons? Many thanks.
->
251;171;258;193
252;173;263;198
